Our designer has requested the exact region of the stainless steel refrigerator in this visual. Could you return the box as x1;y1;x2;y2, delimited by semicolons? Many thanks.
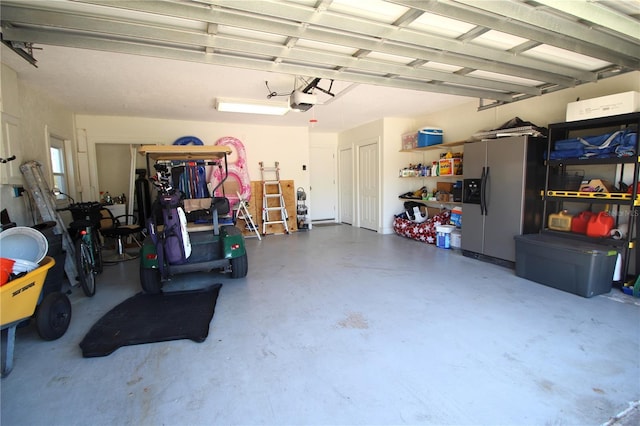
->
462;135;546;265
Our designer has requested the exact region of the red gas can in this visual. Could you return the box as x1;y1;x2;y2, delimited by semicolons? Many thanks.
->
586;211;615;238
571;211;595;234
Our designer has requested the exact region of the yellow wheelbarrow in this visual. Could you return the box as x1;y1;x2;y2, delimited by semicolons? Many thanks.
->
1;257;71;377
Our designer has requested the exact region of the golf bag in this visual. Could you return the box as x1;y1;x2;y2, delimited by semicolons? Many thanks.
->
156;191;192;265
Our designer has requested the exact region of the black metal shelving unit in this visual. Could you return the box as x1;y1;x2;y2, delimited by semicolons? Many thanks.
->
542;112;640;283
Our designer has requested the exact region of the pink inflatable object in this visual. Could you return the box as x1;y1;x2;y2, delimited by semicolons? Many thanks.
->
211;136;251;206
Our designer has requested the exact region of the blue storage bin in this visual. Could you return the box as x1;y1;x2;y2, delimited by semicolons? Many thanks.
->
418;128;443;147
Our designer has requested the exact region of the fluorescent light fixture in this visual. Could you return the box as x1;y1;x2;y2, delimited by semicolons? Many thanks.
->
215;98;289;116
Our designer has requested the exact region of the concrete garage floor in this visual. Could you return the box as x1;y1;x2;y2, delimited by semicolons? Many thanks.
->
1;224;639;425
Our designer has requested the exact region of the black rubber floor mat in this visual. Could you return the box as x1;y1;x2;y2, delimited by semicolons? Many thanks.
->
79;284;222;357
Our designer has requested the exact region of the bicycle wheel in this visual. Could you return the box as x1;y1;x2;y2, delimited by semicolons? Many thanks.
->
90;230;103;274
75;238;96;297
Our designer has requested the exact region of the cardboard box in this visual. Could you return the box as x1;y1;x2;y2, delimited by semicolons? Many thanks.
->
566;91;640;122
437;182;454;193
426;207;442;218
438;158;462;176
579;179;615;193
450;207;462;228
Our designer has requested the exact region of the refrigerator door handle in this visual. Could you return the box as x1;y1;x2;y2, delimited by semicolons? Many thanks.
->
482;166;489;216
483;166;490;215
480;167;486;215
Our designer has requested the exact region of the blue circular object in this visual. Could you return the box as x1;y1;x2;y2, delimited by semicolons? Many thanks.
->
173;136;204;146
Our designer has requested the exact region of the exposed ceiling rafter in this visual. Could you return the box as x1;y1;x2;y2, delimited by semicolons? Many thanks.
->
0;0;637;110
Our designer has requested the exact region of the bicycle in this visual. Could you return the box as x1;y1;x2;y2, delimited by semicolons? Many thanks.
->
58;202;104;297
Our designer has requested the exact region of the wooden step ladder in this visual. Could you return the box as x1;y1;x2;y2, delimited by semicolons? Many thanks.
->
259;161;289;235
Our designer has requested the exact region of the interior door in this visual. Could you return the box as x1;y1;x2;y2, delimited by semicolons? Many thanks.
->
310;145;336;221
358;142;379;231
339;147;353;225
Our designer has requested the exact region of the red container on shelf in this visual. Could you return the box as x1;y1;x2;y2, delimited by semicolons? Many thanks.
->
585;212;615;238
571;211;595;234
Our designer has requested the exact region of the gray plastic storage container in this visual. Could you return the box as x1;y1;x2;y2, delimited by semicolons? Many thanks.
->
514;234;617;298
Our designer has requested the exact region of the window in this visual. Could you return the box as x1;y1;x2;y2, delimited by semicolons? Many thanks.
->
49;135;69;200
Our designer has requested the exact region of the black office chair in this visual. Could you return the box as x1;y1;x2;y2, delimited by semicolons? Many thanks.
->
99;208;144;263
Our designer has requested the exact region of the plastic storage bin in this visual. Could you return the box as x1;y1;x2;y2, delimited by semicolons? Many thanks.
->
436;225;455;249
514;234;617;298
418;128;443;147
402;132;418;150
450;230;461;249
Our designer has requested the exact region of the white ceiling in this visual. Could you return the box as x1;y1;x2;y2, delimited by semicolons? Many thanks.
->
1;0;639;133
0;43;474;132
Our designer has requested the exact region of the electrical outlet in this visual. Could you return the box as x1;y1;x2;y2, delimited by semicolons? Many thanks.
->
13;186;25;197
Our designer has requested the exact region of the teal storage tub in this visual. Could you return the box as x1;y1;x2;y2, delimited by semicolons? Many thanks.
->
417;128;443;147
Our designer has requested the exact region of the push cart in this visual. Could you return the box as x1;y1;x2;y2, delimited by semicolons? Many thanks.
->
1;257;71;377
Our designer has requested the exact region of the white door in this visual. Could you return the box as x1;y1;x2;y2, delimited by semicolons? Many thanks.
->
310;145;336;221
339;147;353;224
358;142;379;231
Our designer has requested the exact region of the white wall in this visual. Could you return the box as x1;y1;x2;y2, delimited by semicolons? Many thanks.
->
382;117;421;233
74;115;311;203
309;132;338;147
0;64;75;226
416;72;640;144
1;64;20;117
0;64;24;224
336;71;640;234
